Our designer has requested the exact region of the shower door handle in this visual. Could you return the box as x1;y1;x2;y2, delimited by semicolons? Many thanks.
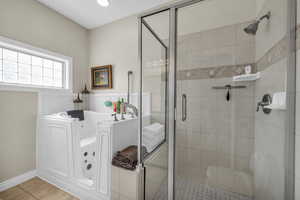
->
182;94;187;121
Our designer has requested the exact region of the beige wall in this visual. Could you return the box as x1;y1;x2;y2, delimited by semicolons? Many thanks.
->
0;0;89;92
89;16;139;93
0;91;38;182
0;0;89;182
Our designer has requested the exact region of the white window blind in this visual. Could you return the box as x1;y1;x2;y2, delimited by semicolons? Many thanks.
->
0;46;66;89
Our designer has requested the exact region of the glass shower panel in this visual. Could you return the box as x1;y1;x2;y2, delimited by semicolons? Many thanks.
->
141;10;169;200
175;0;288;200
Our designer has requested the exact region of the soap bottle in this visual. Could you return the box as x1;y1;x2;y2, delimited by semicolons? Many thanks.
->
117;98;121;114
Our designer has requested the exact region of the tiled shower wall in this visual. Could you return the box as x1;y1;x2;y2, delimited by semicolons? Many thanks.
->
175;21;256;182
254;0;287;200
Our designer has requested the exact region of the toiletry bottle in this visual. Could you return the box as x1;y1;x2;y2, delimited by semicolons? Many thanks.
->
113;102;117;113
245;65;252;74
117;98;121;114
121;98;125;113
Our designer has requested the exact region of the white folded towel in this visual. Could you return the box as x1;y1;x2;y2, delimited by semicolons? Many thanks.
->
142;123;165;153
143;123;164;135
143;131;164;145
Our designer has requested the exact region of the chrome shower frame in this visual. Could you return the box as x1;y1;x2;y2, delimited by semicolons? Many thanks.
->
137;0;297;199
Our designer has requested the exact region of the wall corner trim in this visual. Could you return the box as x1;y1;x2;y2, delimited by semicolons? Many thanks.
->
0;170;37;192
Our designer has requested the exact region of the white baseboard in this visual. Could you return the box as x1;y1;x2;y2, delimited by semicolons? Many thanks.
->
0;170;37;192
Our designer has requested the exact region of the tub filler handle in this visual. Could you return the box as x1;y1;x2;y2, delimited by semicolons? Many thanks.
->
112;113;119;121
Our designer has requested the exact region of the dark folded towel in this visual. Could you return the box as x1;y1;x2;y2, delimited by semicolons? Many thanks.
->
67;110;84;121
112;145;147;170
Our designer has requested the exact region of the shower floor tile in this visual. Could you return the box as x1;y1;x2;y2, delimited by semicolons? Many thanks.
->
153;177;253;200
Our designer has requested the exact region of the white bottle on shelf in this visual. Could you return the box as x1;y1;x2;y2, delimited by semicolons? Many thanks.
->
245;65;252;74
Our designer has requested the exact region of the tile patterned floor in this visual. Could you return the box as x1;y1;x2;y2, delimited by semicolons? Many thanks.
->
0;178;79;200
153;177;253;200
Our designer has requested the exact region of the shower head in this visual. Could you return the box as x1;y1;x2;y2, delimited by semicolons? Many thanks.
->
244;11;271;35
244;21;260;35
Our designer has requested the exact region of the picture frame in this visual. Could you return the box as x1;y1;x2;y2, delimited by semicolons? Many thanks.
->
91;65;113;89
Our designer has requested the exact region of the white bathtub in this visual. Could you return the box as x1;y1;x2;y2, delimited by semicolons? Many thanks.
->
37;111;150;200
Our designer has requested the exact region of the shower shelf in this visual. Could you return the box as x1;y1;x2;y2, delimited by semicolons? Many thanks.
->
233;72;260;82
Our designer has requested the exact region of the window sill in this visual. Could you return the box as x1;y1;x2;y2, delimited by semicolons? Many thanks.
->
0;82;72;94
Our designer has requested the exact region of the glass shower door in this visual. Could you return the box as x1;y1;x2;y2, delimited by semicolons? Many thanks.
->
140;10;170;200
174;0;290;200
139;0;296;199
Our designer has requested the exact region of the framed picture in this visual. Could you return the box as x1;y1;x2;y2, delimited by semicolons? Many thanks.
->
91;65;113;89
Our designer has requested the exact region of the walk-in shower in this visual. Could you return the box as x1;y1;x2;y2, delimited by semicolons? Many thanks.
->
138;0;297;200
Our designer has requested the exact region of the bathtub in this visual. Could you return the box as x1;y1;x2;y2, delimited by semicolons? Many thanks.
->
37;111;150;200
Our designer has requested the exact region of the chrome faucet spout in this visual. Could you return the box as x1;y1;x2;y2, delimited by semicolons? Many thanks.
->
124;103;138;117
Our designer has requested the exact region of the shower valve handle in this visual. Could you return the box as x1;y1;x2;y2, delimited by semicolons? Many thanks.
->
256;102;270;111
256;94;272;114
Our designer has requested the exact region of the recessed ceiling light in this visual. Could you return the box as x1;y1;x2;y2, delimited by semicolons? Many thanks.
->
97;0;110;7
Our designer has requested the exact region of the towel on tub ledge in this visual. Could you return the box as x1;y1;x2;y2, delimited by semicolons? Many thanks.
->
112;145;147;170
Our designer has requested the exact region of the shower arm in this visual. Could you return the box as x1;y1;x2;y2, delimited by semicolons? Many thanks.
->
258;11;271;22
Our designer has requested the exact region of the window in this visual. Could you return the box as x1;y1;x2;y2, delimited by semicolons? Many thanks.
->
0;38;71;90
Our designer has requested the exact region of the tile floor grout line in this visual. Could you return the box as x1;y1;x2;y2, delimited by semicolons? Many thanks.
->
17;186;40;200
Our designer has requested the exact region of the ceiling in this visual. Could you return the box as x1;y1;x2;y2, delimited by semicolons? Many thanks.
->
36;0;172;29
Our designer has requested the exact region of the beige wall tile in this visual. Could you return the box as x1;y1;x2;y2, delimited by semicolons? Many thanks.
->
111;166;120;193
119;169;138;200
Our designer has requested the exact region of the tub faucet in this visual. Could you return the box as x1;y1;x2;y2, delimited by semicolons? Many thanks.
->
124;103;138;118
112;113;118;122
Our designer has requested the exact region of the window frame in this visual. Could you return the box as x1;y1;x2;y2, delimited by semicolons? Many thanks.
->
0;36;73;92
